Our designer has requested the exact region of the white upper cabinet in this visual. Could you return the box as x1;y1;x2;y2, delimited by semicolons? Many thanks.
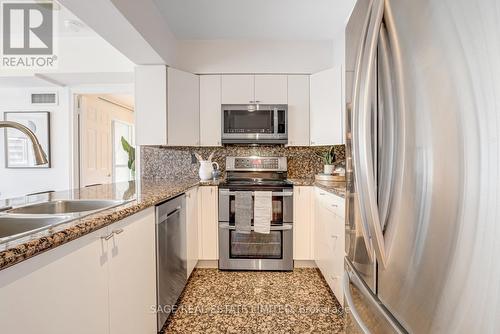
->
200;75;222;146
310;66;344;145
167;67;200;146
135;65;167;145
221;75;254;104
287;75;310;146
254;75;288;104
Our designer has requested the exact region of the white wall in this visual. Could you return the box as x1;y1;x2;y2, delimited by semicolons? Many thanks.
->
175;40;334;74
0;87;72;199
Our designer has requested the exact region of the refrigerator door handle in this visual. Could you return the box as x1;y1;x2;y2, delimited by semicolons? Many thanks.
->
350;0;377;262
355;0;390;268
344;270;371;334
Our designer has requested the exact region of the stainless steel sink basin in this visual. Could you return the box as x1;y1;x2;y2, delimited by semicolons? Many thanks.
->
7;199;126;215
0;215;68;240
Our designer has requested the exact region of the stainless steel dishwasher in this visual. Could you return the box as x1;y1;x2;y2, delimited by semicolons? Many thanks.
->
155;194;187;330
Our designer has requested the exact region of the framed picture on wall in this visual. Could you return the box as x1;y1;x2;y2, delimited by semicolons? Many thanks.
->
4;111;51;168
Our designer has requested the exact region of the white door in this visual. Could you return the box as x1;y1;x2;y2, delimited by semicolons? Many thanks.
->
108;208;157;334
167;67;200;146
310;67;344;145
254;75;288;104
186;187;199;276
0;229;110;334
287;75;310;146
199;186;218;260
221;75;254;104
200;75;222;146
79;95;112;187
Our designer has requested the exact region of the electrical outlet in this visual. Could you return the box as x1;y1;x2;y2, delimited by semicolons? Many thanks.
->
191;153;198;164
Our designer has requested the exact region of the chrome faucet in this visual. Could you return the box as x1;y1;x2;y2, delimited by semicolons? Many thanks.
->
0;121;48;165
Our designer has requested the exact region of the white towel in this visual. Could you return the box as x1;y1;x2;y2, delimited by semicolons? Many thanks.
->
235;191;252;234
253;191;272;234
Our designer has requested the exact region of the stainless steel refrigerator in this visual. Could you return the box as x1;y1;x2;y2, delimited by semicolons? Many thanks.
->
344;0;500;333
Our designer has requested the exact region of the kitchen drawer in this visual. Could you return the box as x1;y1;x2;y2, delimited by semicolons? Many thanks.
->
315;187;345;218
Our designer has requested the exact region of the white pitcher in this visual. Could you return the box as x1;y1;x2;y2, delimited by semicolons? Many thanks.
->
199;161;219;180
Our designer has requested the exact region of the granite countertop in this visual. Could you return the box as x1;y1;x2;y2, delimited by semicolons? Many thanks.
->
0;178;220;271
288;178;346;198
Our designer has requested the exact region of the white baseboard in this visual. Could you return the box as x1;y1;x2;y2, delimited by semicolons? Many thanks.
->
196;260;218;268
294;260;317;268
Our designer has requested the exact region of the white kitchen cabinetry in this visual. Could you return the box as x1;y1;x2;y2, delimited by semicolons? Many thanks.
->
221;75;254;104
314;187;345;304
198;186;219;260
200;75;222;146
0;208;157;334
293;186;314;260
108;208;157;334
254;75;288;104
135;65;167;145
287;75;310;146
186;187;199;276
167;67;200;146
221;75;288;105
310;66;344;145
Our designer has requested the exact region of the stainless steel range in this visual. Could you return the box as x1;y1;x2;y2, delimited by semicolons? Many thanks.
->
218;156;293;271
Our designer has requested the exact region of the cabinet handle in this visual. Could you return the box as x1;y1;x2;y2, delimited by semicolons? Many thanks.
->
311;141;315;145
101;233;114;241
319;193;326;196
249;100;255;103
331;204;338;208
186;193;191;198
113;229;124;235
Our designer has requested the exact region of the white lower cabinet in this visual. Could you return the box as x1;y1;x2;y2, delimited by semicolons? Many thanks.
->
108;208;157;334
314;187;345;304
293;186;314;260
186;187;199;276
0;207;157;334
198;186;219;260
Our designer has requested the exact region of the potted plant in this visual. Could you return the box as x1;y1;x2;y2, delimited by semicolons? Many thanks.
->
121;136;135;178
318;146;336;175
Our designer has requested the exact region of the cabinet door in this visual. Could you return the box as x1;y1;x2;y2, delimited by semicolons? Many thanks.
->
221;75;254;104
310;66;343;145
293;186;313;260
167;67;200;146
108;208;157;334
199;186;218;260
186;187;199;276
254;75;287;104
0;229;110;334
287;75;310;146
200;75;222;146
135;65;167;145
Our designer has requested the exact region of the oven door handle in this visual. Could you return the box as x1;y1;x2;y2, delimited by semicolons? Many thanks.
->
219;223;293;231
219;190;293;197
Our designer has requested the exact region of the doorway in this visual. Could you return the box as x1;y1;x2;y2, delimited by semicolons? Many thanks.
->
77;94;135;187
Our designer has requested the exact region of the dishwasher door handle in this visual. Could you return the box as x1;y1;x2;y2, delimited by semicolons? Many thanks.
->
157;206;181;223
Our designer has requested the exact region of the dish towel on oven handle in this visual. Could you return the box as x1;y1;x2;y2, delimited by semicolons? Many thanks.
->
253;191;272;234
235;191;252;234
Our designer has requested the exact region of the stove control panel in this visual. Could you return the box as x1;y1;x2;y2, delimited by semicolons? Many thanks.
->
226;156;287;171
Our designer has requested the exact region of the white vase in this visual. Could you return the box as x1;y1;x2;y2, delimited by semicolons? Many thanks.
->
324;164;335;175
199;161;219;180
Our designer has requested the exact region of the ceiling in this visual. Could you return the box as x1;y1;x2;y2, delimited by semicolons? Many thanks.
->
153;0;355;40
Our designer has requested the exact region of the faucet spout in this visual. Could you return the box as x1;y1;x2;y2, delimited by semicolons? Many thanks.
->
0;121;49;165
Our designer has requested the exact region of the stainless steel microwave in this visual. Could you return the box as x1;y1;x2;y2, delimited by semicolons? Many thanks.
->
221;104;288;144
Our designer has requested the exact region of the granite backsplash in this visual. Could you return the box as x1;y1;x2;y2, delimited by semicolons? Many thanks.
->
140;145;345;180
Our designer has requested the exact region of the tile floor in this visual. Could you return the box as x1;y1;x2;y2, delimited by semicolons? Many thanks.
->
162;268;344;333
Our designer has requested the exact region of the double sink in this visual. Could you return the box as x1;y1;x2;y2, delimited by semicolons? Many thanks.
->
0;200;128;243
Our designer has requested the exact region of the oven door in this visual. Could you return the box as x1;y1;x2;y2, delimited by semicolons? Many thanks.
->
218;223;293;271
218;189;293;224
221;105;288;144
